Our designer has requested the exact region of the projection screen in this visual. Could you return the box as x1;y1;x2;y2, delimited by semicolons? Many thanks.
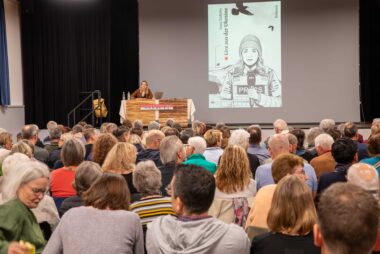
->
139;0;360;124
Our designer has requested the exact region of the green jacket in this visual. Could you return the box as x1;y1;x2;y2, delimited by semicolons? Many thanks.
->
182;154;217;174
0;199;46;254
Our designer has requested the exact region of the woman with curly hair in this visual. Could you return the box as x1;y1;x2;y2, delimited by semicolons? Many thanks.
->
209;145;256;226
102;142;138;197
91;133;117;166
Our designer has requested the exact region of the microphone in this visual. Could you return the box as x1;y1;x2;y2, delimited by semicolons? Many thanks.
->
247;71;256;107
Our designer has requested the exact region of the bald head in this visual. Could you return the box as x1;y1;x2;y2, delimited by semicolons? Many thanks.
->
268;134;290;159
348;163;379;200
145;130;165;149
273;119;287;134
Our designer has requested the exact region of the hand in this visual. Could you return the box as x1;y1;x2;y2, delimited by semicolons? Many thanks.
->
7;242;30;254
248;87;259;100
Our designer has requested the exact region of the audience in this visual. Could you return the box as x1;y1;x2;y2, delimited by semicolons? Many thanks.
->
347;163;379;200
203;129;224;165
130;160;175;235
343;121;369;160
209;145;256;226
146;164;251;254
158;136;186;196
0;160;50;253
50;138;85;208
245;153;306;231
91;133;117;165
247;125;270;165
0;117;378;254
317;137;357;195
102;142;139;196
310;133;336;179
59;161;102;216
136;130;165;167
228;129;260;177
361;133;380;174
314;183;380;254
43;121;58;145
251;175;320;254
255;134;317;194
183;136;217;174
44;173;144;254
21;124;49;163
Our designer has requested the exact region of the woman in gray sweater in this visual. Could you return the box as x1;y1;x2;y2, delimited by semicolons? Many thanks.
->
43;173;144;254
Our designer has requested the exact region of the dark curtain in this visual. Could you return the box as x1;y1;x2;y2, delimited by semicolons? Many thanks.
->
110;0;139;124
360;0;380;122
0;0;10;106
21;0;111;127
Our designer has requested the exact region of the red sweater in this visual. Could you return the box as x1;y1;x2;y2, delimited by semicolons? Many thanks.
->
50;167;76;197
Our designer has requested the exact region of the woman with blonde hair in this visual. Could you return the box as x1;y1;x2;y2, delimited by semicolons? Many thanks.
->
203;129;223;165
251;175;319;254
209;145;256;226
102;142;139;197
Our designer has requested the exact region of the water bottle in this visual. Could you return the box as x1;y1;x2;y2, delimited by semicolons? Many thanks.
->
127;91;131;100
122;91;126;100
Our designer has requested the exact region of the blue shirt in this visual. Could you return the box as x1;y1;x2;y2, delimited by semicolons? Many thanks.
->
247;144;270;165
255;161;318;192
361;156;380;177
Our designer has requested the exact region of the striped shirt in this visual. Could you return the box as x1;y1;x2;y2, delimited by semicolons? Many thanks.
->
130;196;176;226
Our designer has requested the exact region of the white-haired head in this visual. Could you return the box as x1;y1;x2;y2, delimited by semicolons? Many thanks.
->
2;160;49;203
268;134;290;159
347;163;379;200
273;119;288;134
2;153;31;177
315;134;334;155
228;129;250;149
319;119;335;131
188;136;207;155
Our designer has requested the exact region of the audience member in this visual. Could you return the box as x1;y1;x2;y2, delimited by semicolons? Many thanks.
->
43;121;58;145
324;127;342;141
44;127;62;154
83;128;97;160
146;164;250;254
91;133;117;166
130;161;175;234
319;118;335;131
10;140;33;158
229;129;260;177
129;134;144;153
273;119;288;134
59;161;102;217
361;133;380;174
245;153;306;231
343;121;369;160
21;124;49;163
48;132;74;169
247;125;270;165
148;121;160;131
102;142;138;196
183;136;217;174
136;130;164;167
112;125;130;142
192;120;206;136
347;163;379;200
179;128;194;144
209;145;256;226
122;119;133;129
217;125;231;149
314;183;380;254
172;122;183;133
44;173;144;254
305;127;324;148
287;133;298;154
0;160;49;253
317;137;357;195
255;134;317;194
50;139;85;208
310;133;336;179
291;128;316;162
203;129;224;165
251;176;320;254
0;132;12;151
158;136;186;196
163;127;180;137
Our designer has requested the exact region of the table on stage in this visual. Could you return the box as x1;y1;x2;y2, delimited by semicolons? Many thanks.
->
119;98;196;127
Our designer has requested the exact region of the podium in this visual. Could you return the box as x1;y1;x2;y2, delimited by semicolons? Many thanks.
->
119;99;195;127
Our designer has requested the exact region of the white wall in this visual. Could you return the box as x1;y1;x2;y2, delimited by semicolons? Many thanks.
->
1;0;25;137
